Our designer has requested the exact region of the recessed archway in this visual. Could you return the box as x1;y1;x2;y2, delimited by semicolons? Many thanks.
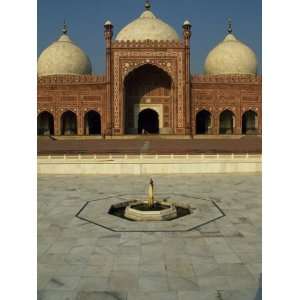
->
219;110;235;134
242;110;258;134
37;111;54;136
196;110;211;134
124;64;172;134
84;110;101;135
138;109;159;134
61;111;77;135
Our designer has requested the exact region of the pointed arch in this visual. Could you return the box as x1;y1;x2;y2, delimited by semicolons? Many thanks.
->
84;110;101;135
124;64;172;134
61;111;77;135
242;110;258;134
37;111;54;135
219;110;235;134
196;110;212;134
138;108;159;134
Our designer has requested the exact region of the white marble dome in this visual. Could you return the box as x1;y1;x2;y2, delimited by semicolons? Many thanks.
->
204;33;257;75
115;4;179;42
38;29;92;76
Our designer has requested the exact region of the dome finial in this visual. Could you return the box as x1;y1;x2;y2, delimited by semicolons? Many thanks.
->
227;17;233;34
62;19;68;35
145;0;151;10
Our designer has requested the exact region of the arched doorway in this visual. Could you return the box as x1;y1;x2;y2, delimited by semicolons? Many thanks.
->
61;111;77;135
138;109;159;134
37;111;54;135
219;110;235;134
84;110;101;135
196;110;211;134
242;110;258;134
124;64;172;134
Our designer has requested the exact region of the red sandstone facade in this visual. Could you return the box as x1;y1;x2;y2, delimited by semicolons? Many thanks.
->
37;23;262;137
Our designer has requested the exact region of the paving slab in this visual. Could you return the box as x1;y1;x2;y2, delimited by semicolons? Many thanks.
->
38;174;261;300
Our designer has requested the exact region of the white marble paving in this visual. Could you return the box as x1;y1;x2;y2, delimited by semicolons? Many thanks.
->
38;174;261;300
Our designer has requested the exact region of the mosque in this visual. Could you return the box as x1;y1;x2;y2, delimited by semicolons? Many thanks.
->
37;1;261;137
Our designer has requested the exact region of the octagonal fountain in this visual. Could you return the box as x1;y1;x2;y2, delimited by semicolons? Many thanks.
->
108;179;191;221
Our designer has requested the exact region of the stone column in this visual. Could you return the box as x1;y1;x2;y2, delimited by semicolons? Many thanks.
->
212;112;219;135
77;111;84;135
104;20;114;136
182;20;192;136
234;113;242;135
54;112;61;136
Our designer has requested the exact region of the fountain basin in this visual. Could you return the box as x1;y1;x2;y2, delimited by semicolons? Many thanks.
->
125;201;177;221
108;200;191;221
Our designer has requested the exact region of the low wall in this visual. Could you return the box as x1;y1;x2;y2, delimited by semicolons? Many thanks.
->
37;154;261;175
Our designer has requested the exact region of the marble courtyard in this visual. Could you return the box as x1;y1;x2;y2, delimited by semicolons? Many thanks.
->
38;174;261;300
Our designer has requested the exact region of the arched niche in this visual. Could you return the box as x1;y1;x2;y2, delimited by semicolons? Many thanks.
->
124;64;172;134
219;110;235;134
84;110;101;135
61;111;77;135
242;110;258;134
138;108;159;134
196;110;212;134
37;111;54;136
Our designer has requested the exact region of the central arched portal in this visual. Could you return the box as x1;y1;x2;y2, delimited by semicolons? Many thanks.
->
124;64;172;134
138;109;159;134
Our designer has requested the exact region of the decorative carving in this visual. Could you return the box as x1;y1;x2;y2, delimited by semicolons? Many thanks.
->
112;50;185;130
191;74;261;84
112;40;184;49
38;74;107;85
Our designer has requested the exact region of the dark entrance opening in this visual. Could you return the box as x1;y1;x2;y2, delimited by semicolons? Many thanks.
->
138;109;159;134
37;111;54;135
124;64;171;134
242;110;258;134
219;110;234;134
85;110;101;135
196;110;211;134
61;111;77;135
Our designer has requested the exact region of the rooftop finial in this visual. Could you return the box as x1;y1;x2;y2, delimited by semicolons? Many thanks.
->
227;17;233;34
62;19;68;35
145;0;151;10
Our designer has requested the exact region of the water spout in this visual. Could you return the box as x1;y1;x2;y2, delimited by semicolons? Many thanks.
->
148;178;154;207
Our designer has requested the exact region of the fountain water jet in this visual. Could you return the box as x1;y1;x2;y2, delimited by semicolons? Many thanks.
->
111;178;191;221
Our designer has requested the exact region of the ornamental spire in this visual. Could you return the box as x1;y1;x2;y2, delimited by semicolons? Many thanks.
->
62;19;68;35
227;17;233;34
145;0;151;10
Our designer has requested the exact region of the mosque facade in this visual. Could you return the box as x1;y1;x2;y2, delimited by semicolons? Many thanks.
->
37;1;261;137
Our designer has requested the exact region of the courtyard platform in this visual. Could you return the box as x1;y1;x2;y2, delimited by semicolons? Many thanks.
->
37;136;261;155
38;174;261;300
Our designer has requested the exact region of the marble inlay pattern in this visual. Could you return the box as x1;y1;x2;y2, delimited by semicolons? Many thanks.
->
76;193;224;232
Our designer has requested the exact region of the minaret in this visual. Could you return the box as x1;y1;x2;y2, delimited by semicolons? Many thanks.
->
182;20;192;136
104;20;114;136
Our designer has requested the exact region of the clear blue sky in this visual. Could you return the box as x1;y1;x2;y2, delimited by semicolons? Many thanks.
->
38;0;261;74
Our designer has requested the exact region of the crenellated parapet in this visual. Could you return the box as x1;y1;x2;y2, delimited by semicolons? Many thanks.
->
37;74;107;85
112;39;184;49
191;74;261;84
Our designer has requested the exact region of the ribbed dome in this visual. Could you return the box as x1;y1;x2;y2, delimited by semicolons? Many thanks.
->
204;33;257;75
38;27;92;76
115;4;179;42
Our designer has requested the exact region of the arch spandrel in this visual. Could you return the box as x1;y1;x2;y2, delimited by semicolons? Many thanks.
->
37;110;54;117
121;61;175;84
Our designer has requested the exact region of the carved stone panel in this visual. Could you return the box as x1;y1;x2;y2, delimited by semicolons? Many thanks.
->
112;50;185;133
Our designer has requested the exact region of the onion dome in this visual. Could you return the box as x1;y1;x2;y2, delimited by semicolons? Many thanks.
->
115;1;179;42
204;19;257;75
38;22;92;76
